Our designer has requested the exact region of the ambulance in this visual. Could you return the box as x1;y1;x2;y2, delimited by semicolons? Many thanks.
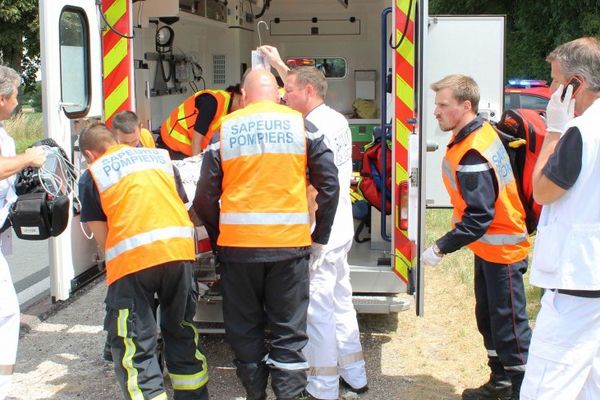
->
38;0;505;320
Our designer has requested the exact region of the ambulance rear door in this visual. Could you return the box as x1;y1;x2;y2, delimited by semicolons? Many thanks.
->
39;0;104;301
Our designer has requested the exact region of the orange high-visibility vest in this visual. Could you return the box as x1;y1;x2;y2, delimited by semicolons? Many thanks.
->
441;122;530;263
217;101;311;248
88;145;195;285
160;90;231;155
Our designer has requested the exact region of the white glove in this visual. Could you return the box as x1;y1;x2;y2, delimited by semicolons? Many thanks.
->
309;243;327;271
546;84;576;134
421;245;443;267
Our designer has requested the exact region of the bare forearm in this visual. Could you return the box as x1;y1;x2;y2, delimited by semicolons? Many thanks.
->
192;130;203;155
0;153;39;180
86;221;108;249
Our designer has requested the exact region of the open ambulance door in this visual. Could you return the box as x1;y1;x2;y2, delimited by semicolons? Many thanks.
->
391;0;426;316
39;0;105;302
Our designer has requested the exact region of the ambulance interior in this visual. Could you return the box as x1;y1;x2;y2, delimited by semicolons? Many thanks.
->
132;0;406;318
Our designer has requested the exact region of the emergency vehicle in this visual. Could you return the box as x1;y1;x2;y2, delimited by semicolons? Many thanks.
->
39;0;505;319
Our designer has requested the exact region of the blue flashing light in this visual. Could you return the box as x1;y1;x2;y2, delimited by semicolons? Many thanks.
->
507;79;548;88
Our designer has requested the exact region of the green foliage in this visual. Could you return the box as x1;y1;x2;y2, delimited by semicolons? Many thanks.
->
4;112;44;153
0;0;40;93
430;0;600;82
22;81;42;112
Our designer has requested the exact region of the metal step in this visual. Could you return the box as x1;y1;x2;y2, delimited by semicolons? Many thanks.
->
352;295;410;314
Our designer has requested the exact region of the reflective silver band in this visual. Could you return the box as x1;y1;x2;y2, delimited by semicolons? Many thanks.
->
477;232;528;246
338;351;365;367
0;364;14;375
220;212;310;225
265;356;309;371
505;364;526;372
442;159;457;190
308;366;338;377
105;226;194;262
456;162;491;173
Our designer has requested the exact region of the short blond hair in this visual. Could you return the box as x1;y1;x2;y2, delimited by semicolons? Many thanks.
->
430;74;480;113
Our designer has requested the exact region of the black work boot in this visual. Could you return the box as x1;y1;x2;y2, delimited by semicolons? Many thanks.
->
234;359;269;400
462;374;513;400
103;340;113;362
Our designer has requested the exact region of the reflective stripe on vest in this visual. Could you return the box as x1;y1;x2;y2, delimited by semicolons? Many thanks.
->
442;122;529;263
220;212;310;225
105;226;195;263
89;145;195;285
451;216;528;247
160;90;230;155
218;101;311;248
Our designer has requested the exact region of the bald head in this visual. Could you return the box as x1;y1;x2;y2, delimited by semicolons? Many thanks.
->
242;70;279;104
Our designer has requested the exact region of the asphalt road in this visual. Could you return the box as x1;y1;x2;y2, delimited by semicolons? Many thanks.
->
6;233;50;307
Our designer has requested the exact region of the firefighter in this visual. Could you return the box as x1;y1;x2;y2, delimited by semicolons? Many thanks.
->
521;37;600;400
112;110;156;148
159;85;243;157
0;65;47;400
259;45;369;399
423;74;531;400
193;69;339;400
78;123;208;400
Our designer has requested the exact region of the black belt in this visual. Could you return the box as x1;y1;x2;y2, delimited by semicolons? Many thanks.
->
553;289;600;298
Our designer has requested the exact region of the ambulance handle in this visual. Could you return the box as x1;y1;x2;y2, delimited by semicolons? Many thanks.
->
58;102;83;109
379;7;392;242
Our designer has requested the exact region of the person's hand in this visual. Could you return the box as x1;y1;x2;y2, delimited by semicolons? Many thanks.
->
309;242;326;271
546;84;576;134
258;45;284;68
421;245;443;267
25;146;47;168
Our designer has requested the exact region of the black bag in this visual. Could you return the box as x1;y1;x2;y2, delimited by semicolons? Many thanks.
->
9;138;72;240
9;190;70;240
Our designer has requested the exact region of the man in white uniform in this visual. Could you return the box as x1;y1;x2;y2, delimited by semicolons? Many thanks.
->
0;65;46;399
260;45;368;400
520;37;600;399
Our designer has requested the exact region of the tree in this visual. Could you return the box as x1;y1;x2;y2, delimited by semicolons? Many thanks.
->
430;0;600;82
0;1;40;93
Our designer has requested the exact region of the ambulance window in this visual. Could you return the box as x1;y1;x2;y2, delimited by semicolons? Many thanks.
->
59;8;90;117
285;57;347;79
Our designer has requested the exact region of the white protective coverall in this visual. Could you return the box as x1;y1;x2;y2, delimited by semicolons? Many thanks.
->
0;124;19;400
304;104;367;399
520;99;600;400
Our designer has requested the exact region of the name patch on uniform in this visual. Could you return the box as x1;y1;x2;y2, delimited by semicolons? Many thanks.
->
91;148;172;192
100;148;167;176
221;114;305;160
228;119;293;147
486;139;513;188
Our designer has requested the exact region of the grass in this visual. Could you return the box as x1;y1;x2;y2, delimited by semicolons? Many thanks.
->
4;112;44;153
425;208;542;322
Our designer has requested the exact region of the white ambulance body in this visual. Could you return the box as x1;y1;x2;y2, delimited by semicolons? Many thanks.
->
39;0;504;318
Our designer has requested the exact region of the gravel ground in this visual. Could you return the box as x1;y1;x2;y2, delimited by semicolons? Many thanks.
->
8;265;489;400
